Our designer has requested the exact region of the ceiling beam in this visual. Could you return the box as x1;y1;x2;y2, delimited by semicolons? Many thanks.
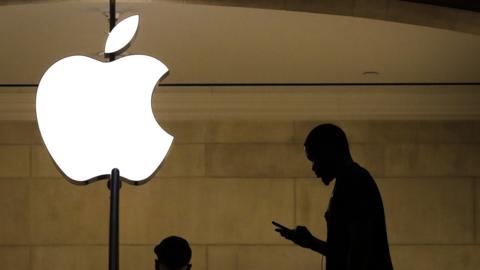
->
1;85;479;121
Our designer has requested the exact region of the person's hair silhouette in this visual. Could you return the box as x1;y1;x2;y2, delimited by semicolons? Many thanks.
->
273;123;394;270
304;124;352;185
154;236;192;270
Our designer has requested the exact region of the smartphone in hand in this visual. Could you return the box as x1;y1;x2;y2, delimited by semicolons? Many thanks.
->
272;221;292;231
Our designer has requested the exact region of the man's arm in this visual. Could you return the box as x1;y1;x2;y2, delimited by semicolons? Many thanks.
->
273;222;328;256
347;219;373;270
307;233;328;255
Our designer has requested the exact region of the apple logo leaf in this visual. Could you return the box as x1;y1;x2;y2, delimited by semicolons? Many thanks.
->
105;15;139;54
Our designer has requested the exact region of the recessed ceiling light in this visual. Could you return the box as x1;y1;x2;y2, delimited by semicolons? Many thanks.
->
362;71;380;75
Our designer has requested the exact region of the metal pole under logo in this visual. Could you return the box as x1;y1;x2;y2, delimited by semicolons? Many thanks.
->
107;3;120;270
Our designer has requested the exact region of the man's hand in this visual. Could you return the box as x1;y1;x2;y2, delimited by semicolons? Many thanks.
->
272;221;314;249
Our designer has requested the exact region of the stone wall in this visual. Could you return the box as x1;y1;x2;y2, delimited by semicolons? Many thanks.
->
0;120;479;270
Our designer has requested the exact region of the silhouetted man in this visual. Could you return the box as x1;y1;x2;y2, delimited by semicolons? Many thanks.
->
273;124;393;270
154;236;192;270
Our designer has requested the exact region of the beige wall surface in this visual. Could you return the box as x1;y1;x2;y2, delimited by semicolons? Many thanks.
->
0;120;479;270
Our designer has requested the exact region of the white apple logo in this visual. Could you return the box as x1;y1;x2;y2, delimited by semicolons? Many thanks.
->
36;15;173;183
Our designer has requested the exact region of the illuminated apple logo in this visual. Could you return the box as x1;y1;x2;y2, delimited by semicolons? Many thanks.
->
36;15;173;183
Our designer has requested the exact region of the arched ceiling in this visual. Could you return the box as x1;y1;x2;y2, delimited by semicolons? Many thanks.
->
0;0;479;120
1;1;479;84
2;0;479;35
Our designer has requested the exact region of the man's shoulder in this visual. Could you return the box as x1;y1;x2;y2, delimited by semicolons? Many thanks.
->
341;163;376;189
336;163;382;214
351;163;373;179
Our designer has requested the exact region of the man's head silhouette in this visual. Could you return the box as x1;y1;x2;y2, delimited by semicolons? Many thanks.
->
154;236;192;270
304;124;353;185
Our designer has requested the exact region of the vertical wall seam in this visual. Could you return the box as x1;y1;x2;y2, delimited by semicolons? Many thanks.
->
293;179;297;225
378;142;386;178
205;245;209;270
28;245;33;270
203;143;207;178
28;145;33;177
290;120;295;143
473;178;477;244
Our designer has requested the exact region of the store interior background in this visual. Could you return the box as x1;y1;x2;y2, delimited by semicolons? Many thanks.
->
0;0;479;269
